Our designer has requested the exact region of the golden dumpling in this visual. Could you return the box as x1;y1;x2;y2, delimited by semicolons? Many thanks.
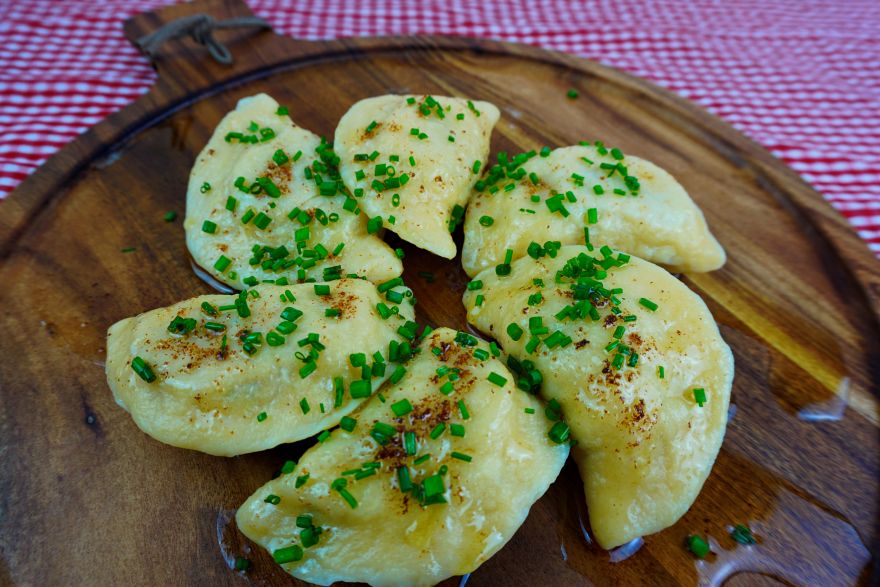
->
185;93;401;290
462;144;725;277
335;95;500;259
105;279;415;456
236;327;568;586
462;245;733;548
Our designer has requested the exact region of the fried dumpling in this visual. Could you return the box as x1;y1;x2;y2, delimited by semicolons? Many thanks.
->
105;279;415;456
185;93;402;290
236;327;568;586
462;245;733;548
335;95;500;259
462;144;725;277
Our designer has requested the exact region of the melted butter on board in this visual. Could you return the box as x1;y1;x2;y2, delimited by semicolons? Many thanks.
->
236;327;569;587
105;279;414;456
335;95;500;259
462;144;725;277
462;246;734;549
185;93;402;290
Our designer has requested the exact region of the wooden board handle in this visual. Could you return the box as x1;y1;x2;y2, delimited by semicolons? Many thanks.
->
122;0;297;92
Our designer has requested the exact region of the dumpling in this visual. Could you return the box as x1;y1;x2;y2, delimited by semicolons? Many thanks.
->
236;327;569;586
185;93;402;290
461;144;725;277
462;245;733;549
105;278;415;456
335;95;500;259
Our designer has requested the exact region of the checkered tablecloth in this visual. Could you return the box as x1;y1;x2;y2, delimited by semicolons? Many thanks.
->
1;0;878;256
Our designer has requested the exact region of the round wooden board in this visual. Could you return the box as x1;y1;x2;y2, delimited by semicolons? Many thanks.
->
1;0;878;585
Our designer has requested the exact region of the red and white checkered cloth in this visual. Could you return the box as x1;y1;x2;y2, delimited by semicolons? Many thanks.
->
1;0;878;256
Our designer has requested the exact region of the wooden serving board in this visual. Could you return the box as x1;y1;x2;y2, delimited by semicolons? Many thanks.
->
1;0;878;585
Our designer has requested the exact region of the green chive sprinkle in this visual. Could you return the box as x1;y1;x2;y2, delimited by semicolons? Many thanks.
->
340;416;357;432
451;451;472;462
548;421;571;444
639;297;659;311
391;399;413;417
730;524;757;545
687;535;710;559
257;411;267;422
693;388;707;407
272;545;303;564
487;372;507;387
507;323;524;341
131;356;156;383
567;89;579;99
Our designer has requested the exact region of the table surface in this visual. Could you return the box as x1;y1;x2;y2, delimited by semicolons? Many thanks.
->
1;0;878;258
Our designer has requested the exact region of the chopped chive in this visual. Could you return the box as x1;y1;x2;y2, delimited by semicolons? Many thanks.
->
350;379;371;398
391;399;413;417
413;453;431;466
693;388;707;407
457;400;470;420
264;493;280;504
163;211;177;222
423;474;446;500
389;364;407;384
340;416;357;432
487;372;507;387
131;356;156;383
367;216;383;234
272;545;303;564
731;524;757;545
587;208;598;224
429;423;446;439
299;398;311;413
658;365;665;379
479;215;494;227
525;407;536;414
450;423;465;437
639;297;659;311
397;465;413;492
201;220;217;234
314;284;331;296
687;535;710;559
404;431;417;456
567;89;579;99
548;421;571;444
451;451;472;462
507;323;524;341
213;255;231;273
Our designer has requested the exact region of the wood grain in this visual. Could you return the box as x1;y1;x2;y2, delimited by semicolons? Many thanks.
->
0;0;877;585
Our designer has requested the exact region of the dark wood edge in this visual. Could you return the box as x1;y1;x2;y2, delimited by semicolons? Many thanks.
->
1;0;876;319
